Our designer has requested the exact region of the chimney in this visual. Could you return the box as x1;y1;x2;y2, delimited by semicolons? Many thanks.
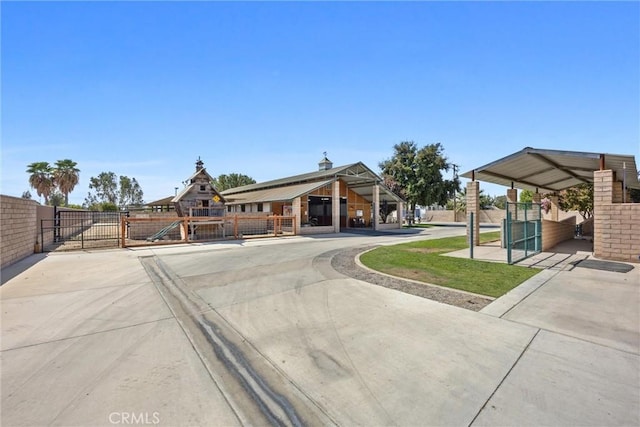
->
318;152;333;171
195;156;204;171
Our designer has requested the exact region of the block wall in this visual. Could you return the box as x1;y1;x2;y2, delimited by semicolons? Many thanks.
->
542;217;576;251
1;195;38;269
422;209;504;223
594;170;640;263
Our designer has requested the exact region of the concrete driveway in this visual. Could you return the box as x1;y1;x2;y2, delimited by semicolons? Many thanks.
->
1;229;638;426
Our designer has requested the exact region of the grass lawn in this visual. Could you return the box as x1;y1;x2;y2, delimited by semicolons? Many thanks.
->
402;223;434;229
359;231;539;298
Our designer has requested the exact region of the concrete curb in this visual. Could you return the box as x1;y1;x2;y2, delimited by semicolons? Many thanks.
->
479;269;561;318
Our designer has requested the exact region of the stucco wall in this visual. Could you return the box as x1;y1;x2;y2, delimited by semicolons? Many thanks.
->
1;195;38;269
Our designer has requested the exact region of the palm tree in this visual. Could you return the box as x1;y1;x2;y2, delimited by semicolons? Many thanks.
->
26;162;54;204
54;159;80;206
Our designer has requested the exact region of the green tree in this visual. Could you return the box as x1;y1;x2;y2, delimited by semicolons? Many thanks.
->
559;183;593;220
211;173;256;191
447;187;493;211
493;195;507;210
85;172;145;209
89;202;118;212
85;172;118;206
27;162;55;204
53;159;80;206
48;190;65;207
379;141;459;222
118;176;144;208
519;190;534;203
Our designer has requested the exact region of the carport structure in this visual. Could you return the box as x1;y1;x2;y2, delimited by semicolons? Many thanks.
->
462;147;640;263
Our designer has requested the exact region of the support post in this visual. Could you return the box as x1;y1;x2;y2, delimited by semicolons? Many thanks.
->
372;184;380;231
333;181;341;233
292;197;302;235
507;210;512;264
469;212;474;259
466;181;480;246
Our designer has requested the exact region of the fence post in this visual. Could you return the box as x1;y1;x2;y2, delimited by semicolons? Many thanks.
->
293;215;297;235
274;215;278;237
121;217;126;248
182;218;189;243
234;215;238;239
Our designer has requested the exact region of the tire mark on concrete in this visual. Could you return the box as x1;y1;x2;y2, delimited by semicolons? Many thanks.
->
140;255;306;427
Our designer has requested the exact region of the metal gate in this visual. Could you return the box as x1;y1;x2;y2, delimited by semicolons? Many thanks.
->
506;202;542;264
41;209;129;251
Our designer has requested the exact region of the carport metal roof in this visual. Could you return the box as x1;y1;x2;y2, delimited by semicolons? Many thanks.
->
461;147;640;192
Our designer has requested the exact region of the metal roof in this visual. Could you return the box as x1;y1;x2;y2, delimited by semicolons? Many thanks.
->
221;163;363;194
461;147;639;191
146;196;174;206
223;180;335;204
222;162;404;204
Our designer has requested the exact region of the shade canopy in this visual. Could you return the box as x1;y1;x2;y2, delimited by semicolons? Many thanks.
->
461;147;639;192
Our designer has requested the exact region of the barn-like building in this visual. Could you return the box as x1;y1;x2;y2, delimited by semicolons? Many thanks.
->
221;155;404;234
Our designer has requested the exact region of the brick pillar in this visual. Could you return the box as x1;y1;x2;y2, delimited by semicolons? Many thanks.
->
593;170;614;259
372;184;380;231
332;180;340;233
506;188;517;220
467;181;480;246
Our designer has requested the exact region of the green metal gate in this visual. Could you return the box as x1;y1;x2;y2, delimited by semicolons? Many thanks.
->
506;202;542;264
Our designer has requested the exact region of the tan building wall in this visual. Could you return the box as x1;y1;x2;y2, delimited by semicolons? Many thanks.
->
594;170;640;263
1;195;38;269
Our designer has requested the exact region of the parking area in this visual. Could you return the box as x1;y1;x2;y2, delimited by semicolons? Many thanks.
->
1;230;638;426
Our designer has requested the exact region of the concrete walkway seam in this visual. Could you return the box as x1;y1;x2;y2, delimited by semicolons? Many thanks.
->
479;268;563;319
467;328;542;427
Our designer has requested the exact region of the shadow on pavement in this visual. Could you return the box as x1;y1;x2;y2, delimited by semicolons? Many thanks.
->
1;253;49;286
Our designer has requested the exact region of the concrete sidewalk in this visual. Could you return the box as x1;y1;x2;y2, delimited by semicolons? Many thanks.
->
1;233;638;426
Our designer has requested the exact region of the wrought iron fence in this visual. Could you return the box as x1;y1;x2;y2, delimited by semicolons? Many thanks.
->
41;210;129;251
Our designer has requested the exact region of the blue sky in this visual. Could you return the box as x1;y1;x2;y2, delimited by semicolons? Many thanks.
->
2;1;638;206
